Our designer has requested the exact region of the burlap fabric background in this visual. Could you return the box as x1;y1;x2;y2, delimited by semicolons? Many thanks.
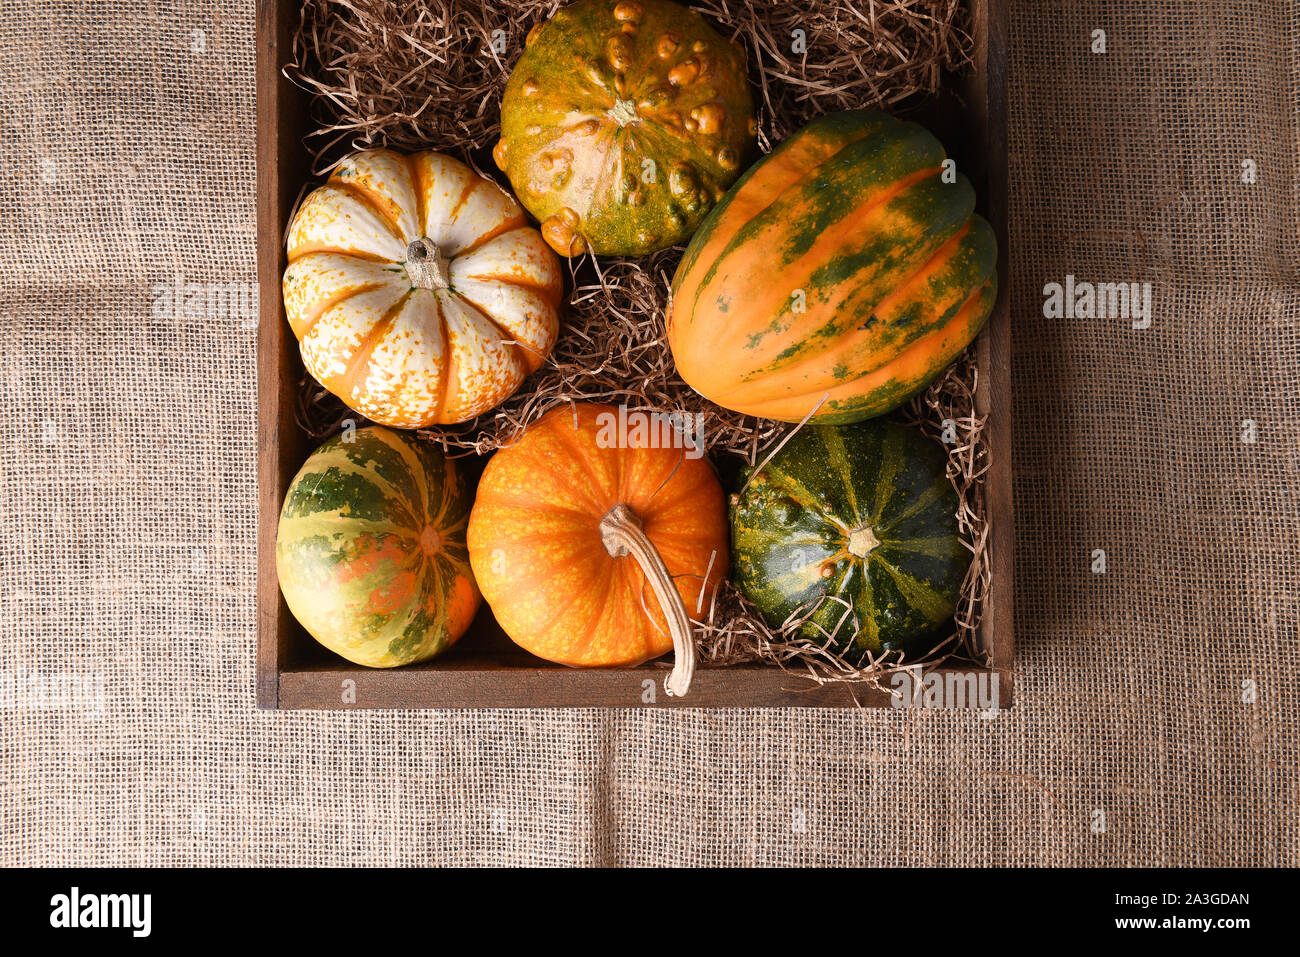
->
1;0;1296;866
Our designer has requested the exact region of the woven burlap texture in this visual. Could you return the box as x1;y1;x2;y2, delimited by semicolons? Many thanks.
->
1;0;1296;866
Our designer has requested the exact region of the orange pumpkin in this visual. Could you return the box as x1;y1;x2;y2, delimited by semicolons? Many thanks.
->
467;403;728;695
283;149;564;428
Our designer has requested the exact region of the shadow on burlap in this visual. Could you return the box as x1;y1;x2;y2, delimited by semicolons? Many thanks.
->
0;1;1295;865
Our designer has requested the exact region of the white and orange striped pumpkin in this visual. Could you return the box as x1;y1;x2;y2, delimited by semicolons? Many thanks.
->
283;149;564;427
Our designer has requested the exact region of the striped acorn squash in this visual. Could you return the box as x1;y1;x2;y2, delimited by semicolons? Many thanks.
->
730;419;967;658
276;427;481;667
668;110;998;424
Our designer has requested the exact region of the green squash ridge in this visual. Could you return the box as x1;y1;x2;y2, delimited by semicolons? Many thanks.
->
818;428;863;525
281;466;403;525
337;430;426;508
867;429;906;524
676;110;895;287
873;556;955;625
878;471;955;532
877;533;965;561
754;464;852;534
684;115;935;307
691;134;940;308
293;456;418;526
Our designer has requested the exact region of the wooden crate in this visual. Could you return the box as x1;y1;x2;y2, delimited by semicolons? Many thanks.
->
255;0;1013;709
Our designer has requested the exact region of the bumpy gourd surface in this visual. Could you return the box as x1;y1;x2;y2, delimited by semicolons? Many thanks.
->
468;404;729;668
276;427;481;667
731;420;967;658
495;0;755;256
669;110;998;424
284;149;563;427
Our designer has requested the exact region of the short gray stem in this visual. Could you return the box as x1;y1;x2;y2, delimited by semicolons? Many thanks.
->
405;238;451;291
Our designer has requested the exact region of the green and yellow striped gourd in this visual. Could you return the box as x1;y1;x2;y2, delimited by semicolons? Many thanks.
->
276;427;480;667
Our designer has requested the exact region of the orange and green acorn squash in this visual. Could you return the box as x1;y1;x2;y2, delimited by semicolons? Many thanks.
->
276;427;481;667
730;419;967;659
668;109;998;424
494;0;756;257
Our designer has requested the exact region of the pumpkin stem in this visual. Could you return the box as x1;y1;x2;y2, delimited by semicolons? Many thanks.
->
598;503;696;698
607;99;639;127
847;525;880;557
405;238;451;291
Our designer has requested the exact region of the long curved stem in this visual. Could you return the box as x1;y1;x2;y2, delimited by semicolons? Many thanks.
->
598;503;695;697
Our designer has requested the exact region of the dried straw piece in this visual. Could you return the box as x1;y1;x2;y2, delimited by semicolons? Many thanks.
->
417;250;791;463
286;1;972;169
286;0;989;684
286;0;533;173
692;0;973;147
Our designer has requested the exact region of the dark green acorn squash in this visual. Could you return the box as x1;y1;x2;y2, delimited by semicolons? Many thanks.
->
730;419;967;658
